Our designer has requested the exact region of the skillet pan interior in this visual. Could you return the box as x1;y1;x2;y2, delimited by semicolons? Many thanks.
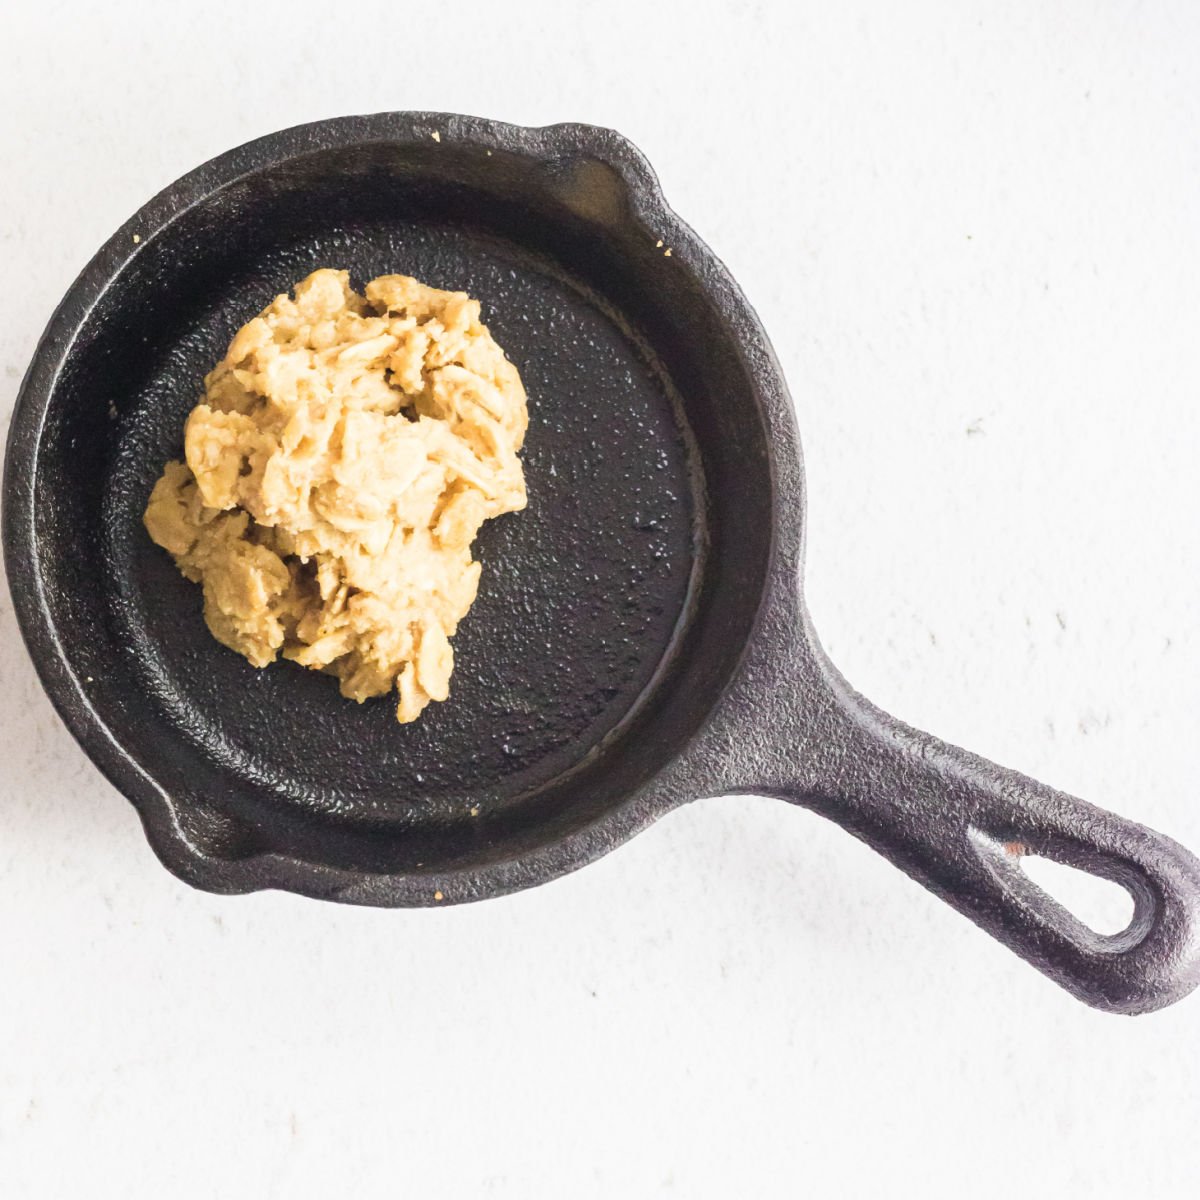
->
28;121;775;880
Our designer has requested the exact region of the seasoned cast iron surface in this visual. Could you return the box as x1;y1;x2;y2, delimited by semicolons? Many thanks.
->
16;120;777;881
105;223;703;818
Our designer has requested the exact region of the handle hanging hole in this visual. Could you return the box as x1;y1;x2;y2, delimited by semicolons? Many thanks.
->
1019;854;1136;937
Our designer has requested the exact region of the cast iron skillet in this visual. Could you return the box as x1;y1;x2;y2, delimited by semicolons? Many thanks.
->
5;112;1200;1015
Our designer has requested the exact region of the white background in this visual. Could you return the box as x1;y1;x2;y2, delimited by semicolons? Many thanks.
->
3;2;1199;1196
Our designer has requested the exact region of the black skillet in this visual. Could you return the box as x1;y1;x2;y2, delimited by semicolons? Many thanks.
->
6;112;1200;1014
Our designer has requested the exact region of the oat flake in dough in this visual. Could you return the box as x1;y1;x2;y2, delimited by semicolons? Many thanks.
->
143;268;528;723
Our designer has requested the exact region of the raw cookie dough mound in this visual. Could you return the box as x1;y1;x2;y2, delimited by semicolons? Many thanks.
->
144;268;528;723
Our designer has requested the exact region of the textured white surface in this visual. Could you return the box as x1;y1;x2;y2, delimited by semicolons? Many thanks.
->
3;2;1200;1196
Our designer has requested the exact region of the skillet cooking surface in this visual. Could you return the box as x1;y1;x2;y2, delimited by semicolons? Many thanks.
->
105;223;704;813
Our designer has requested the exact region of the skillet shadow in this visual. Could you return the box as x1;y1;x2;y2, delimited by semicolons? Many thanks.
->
657;793;980;983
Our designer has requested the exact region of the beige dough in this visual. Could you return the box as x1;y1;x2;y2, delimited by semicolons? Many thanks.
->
143;268;528;723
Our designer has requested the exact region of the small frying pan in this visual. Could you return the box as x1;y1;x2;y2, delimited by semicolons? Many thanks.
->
6;112;1200;1014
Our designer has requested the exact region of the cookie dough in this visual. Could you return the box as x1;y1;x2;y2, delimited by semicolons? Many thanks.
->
143;268;528;723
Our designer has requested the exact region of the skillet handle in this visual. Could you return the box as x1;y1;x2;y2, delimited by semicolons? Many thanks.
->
770;663;1200;1014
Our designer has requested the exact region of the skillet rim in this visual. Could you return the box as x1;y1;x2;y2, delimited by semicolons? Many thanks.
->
1;111;807;904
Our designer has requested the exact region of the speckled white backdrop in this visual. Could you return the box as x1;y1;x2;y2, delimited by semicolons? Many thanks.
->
3;2;1200;1196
